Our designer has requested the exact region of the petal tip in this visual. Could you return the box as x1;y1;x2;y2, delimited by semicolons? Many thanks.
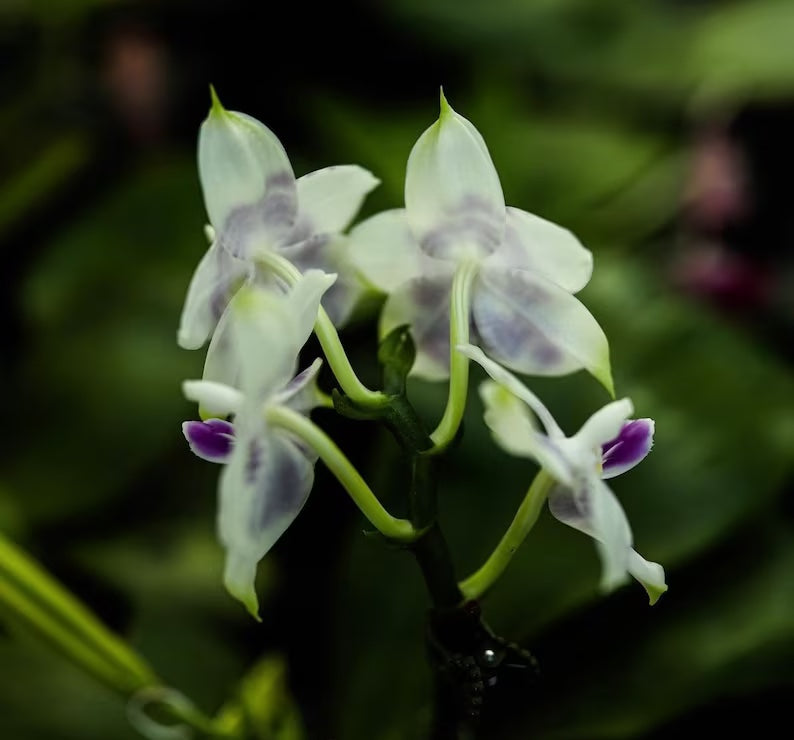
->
594;362;615;398
439;86;451;116
647;582;668;606
224;554;262;621
209;84;224;116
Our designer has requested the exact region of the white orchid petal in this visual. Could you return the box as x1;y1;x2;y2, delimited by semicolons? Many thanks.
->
199;91;297;258
182;380;244;417
591;478;634;591
318;270;365;328
628;549;668;605
478;381;573;485
405;92;505;261
202;293;242;390
487;207;593;293
548;478;633;592
218;424;315;617
177;242;248;350
272;358;324;413
229;289;298;398
457;344;563;437
347;209;429;292
473;264;614;394
380;271;455;381
288;269;338;340
574;399;634;452
222;550;261;619
280;237;360;327
296;165;379;234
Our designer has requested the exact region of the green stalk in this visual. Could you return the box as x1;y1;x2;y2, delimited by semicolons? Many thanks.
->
429;259;478;452
266;405;419;542
459;469;554;600
255;251;388;409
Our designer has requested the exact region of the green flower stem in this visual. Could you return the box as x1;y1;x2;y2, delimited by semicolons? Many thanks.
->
379;396;463;608
429;259;479;452
266;405;419;542
255;252;388;409
0;531;155;692
459;469;554;600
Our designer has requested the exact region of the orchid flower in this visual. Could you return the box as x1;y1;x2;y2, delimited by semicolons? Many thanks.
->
177;88;379;352
349;91;611;395
459;344;666;604
182;271;336;618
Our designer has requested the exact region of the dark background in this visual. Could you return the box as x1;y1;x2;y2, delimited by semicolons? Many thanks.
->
1;1;793;738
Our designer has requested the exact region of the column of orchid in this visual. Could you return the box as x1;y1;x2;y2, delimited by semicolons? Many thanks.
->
179;88;667;623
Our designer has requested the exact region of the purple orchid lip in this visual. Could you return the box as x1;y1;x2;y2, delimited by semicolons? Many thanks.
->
183;418;235;463
601;418;655;479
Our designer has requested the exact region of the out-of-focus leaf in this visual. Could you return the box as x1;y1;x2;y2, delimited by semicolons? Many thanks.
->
6;157;205;525
0;134;90;236
691;0;794;107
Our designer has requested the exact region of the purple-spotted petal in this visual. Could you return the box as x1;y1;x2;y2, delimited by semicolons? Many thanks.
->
485;207;593;293
601;419;655;479
548;478;633;592
199;92;297;259
272;358;324;413
182;419;235;463
379;269;456;380
178;242;249;350
280;236;362;327
472;263;613;393
218;421;315;618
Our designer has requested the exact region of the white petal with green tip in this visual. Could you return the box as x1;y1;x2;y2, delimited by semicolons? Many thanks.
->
405;92;505;262
628;550;668;605
199;89;297;258
218;425;315;618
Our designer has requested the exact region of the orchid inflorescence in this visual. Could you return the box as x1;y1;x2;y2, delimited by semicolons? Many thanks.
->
179;87;667;621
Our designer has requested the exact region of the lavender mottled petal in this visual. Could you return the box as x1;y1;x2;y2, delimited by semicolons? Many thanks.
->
183;419;235;463
601;419;655;479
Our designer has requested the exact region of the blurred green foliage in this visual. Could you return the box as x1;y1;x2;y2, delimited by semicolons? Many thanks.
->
1;0;794;738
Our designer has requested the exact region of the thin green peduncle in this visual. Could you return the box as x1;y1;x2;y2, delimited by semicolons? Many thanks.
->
459;469;554;600
429;259;479;453
266;404;418;542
